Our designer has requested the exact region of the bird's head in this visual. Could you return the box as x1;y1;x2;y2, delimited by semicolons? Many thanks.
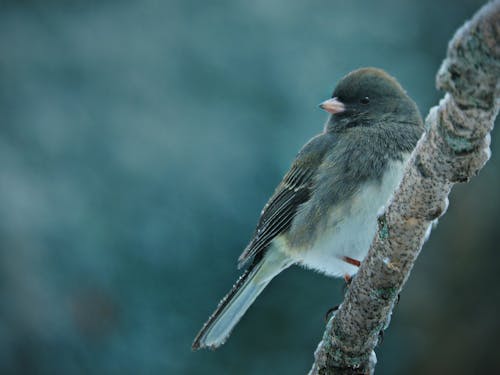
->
320;68;422;131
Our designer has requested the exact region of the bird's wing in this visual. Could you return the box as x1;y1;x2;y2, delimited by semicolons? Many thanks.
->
238;133;333;268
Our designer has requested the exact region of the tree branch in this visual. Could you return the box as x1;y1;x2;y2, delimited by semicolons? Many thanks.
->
310;2;500;374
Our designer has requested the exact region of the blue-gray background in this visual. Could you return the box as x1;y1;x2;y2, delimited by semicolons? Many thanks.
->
1;0;499;374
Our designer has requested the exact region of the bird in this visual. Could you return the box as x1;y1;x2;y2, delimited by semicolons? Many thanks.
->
192;67;424;350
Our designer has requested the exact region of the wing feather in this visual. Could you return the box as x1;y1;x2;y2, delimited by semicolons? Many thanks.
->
237;133;334;267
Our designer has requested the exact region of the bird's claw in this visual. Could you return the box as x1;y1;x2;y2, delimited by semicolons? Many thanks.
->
324;305;339;323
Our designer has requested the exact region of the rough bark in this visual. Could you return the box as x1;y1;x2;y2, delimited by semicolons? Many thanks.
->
310;2;500;374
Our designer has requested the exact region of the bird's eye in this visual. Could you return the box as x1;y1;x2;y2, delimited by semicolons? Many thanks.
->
360;97;370;104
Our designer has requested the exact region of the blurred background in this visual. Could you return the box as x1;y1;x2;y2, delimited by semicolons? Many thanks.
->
0;0;498;374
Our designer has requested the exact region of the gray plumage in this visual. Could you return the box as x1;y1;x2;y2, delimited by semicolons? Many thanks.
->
192;67;424;350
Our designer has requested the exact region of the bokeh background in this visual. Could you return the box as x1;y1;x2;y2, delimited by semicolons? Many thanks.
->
1;0;498;374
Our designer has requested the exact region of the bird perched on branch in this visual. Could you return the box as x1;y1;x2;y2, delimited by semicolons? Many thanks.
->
192;67;424;350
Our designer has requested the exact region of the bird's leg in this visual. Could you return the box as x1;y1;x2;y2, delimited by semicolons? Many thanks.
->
342;256;361;267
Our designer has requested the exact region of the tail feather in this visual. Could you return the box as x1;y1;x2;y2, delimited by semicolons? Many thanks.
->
192;249;291;350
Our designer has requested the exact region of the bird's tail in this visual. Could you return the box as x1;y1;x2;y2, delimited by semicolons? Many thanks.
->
192;248;292;350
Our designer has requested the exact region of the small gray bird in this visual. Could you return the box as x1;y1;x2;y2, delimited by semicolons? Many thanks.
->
192;67;424;350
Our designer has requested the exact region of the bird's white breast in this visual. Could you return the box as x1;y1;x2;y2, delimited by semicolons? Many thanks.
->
292;155;410;277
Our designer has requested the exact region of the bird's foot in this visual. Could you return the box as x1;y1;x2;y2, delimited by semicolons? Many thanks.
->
325;259;361;324
341;274;353;294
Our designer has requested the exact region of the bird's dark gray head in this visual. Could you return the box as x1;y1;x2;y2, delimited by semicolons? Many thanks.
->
320;67;423;132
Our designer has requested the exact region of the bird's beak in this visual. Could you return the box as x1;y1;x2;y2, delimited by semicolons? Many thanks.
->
319;97;345;114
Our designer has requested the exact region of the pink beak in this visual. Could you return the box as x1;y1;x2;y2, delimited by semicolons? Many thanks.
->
319;97;345;114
